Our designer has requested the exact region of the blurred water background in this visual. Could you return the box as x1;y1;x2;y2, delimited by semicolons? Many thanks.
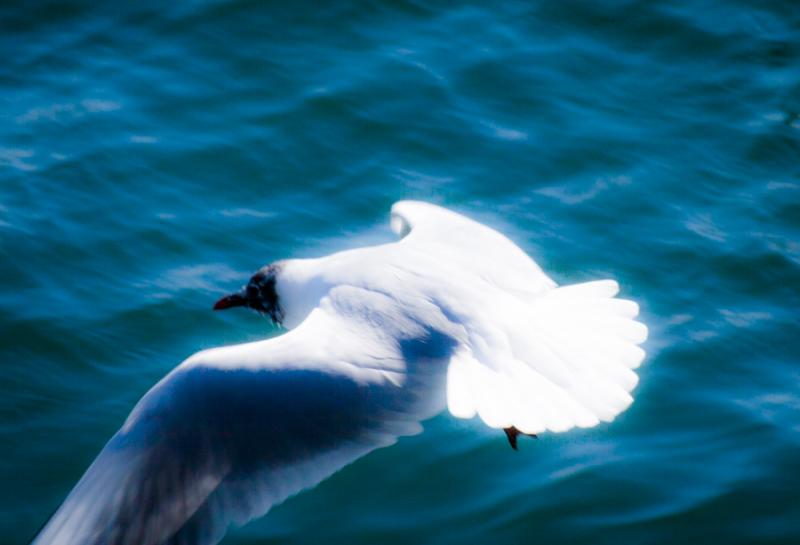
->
2;1;799;543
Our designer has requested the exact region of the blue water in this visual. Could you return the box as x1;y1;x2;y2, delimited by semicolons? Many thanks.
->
2;1;799;543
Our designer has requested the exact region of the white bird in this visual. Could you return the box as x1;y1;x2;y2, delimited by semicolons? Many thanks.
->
32;201;647;545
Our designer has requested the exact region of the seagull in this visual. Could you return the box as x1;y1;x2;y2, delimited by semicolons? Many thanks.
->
32;201;647;545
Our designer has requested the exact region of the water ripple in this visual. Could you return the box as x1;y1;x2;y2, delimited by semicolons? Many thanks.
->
2;1;800;543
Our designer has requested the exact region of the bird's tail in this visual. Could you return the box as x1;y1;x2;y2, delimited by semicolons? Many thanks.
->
447;280;648;434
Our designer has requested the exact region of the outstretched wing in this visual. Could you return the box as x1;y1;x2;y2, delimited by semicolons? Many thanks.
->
390;200;557;298
33;287;456;545
389;201;647;436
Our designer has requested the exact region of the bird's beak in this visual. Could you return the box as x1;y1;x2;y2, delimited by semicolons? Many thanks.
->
213;291;248;311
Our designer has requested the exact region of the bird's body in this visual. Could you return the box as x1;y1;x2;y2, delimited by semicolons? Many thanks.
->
32;201;647;545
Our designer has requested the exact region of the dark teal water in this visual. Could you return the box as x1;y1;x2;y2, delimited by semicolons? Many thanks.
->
2;1;800;543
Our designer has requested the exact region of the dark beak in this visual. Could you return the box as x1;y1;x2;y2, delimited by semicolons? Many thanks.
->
213;291;248;311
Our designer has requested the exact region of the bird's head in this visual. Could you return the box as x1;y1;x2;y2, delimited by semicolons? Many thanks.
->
213;264;284;325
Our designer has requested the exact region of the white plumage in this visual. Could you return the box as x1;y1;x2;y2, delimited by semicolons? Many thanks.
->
33;200;647;545
390;201;646;433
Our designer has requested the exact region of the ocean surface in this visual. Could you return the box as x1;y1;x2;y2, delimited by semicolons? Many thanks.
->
2;1;799;543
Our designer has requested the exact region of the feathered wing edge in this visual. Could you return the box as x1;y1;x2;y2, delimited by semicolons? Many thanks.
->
390;200;557;297
388;200;647;435
446;279;647;435
31;287;442;545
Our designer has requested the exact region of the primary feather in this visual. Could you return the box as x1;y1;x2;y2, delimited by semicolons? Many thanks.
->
32;200;647;545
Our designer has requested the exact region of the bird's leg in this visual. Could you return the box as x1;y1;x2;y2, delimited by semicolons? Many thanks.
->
503;426;537;450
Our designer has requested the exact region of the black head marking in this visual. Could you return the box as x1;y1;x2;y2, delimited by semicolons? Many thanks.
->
246;264;284;324
214;264;285;324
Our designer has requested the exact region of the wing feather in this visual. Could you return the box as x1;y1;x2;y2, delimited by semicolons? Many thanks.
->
390;200;557;298
34;200;648;545
388;201;648;435
33;287;455;545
